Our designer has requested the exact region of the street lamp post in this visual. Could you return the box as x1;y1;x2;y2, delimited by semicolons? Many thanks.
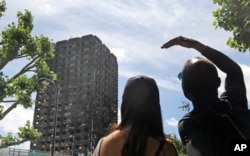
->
40;77;59;156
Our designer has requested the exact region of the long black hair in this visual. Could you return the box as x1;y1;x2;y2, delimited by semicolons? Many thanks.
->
118;75;165;156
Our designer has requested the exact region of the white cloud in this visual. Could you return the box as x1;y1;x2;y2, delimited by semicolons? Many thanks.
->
241;64;250;104
110;48;130;63
34;2;57;15
0;104;34;150
155;76;181;92
165;117;178;127
119;69;181;92
119;70;145;79
0;104;34;133
217;63;250;106
2;0;222;72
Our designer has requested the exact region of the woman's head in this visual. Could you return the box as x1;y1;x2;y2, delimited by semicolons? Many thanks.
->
119;75;165;155
120;75;164;136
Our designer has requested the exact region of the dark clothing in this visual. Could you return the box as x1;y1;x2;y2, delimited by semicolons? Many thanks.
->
179;102;231;156
200;46;247;109
179;46;248;156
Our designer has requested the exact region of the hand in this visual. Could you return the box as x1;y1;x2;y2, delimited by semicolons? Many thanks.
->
161;36;198;49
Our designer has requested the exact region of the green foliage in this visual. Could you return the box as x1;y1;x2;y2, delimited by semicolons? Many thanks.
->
0;0;6;17
166;133;186;156
0;0;56;149
18;121;41;141
0;72;7;101
212;0;250;52
0;121;41;148
0;133;19;148
11;75;34;108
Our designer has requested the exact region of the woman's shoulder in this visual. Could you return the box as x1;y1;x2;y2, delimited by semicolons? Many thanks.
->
165;137;174;144
162;138;178;156
102;130;122;144
99;130;125;155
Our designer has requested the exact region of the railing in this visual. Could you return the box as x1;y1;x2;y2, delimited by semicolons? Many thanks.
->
0;148;68;156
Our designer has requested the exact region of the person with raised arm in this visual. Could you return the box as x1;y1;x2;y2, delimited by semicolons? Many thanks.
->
161;36;248;156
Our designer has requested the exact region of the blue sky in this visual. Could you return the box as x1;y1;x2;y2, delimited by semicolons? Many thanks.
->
1;0;250;149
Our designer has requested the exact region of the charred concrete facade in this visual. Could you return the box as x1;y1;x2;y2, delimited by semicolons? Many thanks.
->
31;35;118;155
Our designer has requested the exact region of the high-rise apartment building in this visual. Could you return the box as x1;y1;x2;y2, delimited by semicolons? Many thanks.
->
31;35;118;155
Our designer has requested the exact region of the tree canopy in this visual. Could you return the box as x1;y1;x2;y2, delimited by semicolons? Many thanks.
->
212;0;250;52
0;0;56;148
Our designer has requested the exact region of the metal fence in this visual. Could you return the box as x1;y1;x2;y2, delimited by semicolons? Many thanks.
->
0;148;69;156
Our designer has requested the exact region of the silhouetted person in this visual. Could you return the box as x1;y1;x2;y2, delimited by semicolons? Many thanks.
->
162;36;248;156
92;75;178;156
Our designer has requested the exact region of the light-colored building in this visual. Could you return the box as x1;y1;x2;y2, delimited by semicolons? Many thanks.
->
31;35;118;155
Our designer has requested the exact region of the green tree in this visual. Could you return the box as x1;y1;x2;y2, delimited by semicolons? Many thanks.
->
166;134;186;156
212;0;250;52
0;0;56;148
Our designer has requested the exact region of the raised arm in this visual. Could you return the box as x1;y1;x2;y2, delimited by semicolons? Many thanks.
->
162;36;240;73
162;36;247;109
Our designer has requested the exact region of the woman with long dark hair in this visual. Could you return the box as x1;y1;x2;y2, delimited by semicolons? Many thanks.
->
92;75;178;156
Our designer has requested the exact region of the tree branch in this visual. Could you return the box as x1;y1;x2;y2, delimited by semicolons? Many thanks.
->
0;102;18;120
0;58;9;70
7;56;39;82
0;139;28;149
0;50;22;70
16;55;26;59
2;100;16;103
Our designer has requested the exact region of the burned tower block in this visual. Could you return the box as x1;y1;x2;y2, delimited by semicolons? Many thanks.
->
31;35;118;155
